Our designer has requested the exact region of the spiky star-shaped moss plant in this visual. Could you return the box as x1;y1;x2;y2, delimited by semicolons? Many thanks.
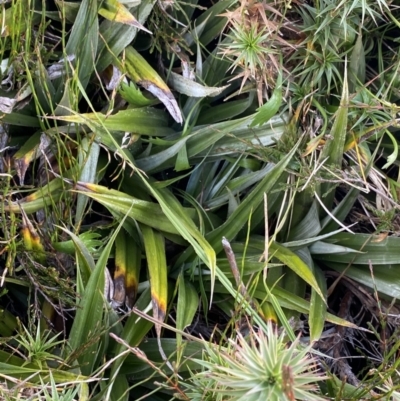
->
183;322;326;401
219;0;293;105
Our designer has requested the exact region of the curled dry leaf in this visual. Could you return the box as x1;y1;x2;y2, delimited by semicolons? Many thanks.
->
168;71;229;97
123;46;183;124
47;55;75;80
0;97;16;113
140;80;183;124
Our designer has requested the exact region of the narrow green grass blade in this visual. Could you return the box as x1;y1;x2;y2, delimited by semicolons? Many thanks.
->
288;200;321;241
0;350;39;369
310;241;361;255
0;351;86;382
317;233;400;265
2;112;41;127
196;96;253;125
0;364;86;382
3;190;63;214
135;137;188;172
206;164;274;209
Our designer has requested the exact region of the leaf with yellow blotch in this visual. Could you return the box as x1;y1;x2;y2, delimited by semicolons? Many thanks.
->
20;207;46;264
301;133;326;157
122;46;183;124
141;225;167;336
13;132;42;186
98;0;152;34
140;225;173;370
72;181;186;235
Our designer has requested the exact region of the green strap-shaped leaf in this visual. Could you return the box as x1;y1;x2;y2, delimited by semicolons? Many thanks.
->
270;241;324;301
113;230;128;308
73;182;184;234
2;112;42;127
319;65;349;209
110;374;129;401
204;139;300;255
141;182;217;298
68;220;126;376
349;33;365;92
141;225;168;339
315;232;400;265
75;136;100;225
327;261;400;299
50;108;172;137
309;264;327;342
55;226;95;290
0;350;86;382
176;274;199;362
65;0;98;91
124;232;141;308
106;289;153;399
250;72;282;127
